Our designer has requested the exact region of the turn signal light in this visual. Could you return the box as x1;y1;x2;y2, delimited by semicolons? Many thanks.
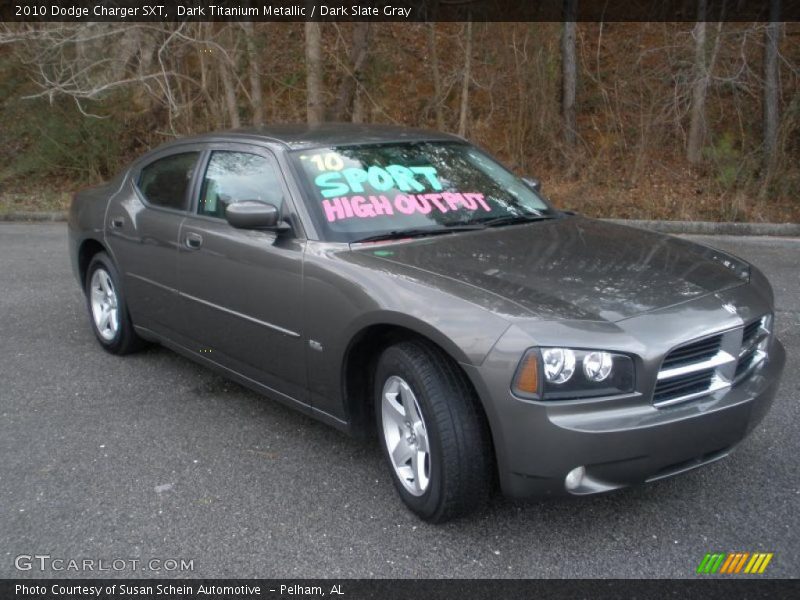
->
513;352;540;395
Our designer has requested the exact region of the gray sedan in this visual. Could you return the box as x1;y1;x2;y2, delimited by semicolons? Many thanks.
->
68;124;785;522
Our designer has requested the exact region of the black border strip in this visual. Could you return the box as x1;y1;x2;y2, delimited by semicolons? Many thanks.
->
2;579;800;600
2;0;799;23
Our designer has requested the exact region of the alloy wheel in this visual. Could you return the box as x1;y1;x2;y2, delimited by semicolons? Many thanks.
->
89;268;119;341
381;375;431;496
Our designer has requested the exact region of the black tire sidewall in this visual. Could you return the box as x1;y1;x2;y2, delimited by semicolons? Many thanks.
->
374;345;445;519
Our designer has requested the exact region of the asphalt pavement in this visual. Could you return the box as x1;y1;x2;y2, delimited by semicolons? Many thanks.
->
0;223;798;578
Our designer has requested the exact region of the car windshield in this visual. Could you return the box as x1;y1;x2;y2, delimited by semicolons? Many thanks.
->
290;141;556;243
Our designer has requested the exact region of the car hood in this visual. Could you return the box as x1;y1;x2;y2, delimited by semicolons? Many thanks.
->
352;216;748;322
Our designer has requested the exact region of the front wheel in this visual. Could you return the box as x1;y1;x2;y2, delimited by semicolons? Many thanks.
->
374;340;493;522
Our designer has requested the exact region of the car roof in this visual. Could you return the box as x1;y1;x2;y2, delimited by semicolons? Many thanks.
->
163;123;466;151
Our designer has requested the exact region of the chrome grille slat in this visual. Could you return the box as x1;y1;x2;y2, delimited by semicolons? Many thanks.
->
653;314;771;408
660;335;722;370
657;350;735;380
654;369;718;405
655;368;716;394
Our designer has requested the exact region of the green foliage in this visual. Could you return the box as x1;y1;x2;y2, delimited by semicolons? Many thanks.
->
703;132;748;191
3;100;127;184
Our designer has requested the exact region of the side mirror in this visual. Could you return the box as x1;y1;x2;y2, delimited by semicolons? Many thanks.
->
225;201;288;231
522;177;541;193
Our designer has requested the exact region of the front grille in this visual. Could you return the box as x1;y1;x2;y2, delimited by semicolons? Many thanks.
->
653;368;716;404
661;334;722;370
653;314;771;408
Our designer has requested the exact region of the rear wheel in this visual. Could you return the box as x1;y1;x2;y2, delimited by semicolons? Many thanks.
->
374;340;493;522
85;252;144;355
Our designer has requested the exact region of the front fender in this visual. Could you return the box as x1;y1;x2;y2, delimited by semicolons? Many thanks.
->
302;242;511;422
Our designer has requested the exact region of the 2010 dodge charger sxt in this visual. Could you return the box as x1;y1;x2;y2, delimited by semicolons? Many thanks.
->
68;124;785;522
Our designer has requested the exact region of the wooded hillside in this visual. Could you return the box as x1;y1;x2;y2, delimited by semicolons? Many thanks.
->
1;21;797;221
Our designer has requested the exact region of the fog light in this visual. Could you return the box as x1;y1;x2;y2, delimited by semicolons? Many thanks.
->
565;466;586;491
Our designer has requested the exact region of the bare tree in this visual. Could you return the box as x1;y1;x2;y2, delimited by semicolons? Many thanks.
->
428;23;445;130
562;0;578;148
458;20;472;137
332;23;371;121
242;21;263;126
686;1;723;164
1;23;184;121
218;27;241;129
763;0;782;169
305;22;324;124
0;22;251;133
686;2;708;163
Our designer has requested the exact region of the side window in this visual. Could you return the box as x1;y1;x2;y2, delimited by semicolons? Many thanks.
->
198;151;283;218
137;152;200;211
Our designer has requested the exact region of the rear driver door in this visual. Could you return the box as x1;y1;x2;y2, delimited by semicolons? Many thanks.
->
106;148;201;337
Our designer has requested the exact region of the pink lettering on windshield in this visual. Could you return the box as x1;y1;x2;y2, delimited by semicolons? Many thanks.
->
323;193;489;223
414;195;432;214
351;196;375;218
463;192;491;212
442;192;463;210
322;197;345;222
370;195;394;216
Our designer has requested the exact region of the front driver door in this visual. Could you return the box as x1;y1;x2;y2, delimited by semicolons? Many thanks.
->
176;146;307;406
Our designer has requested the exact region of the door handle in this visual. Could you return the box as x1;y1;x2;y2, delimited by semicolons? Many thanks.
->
110;217;124;230
185;232;203;249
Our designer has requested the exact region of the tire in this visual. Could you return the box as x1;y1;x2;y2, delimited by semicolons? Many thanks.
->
374;340;493;522
84;252;145;355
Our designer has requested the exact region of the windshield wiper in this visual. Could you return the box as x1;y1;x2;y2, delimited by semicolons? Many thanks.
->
352;223;485;244
477;213;557;228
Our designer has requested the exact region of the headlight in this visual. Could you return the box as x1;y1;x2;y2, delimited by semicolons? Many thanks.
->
583;351;613;382
512;347;636;400
542;348;575;383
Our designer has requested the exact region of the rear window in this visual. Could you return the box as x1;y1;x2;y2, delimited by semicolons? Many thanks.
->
137;152;200;211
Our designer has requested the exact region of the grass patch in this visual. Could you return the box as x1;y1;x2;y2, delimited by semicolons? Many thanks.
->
0;189;71;214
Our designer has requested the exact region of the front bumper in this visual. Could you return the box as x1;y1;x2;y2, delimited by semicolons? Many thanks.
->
464;335;785;499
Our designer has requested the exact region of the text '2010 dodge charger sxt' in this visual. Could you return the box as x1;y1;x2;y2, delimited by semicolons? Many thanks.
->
69;124;785;522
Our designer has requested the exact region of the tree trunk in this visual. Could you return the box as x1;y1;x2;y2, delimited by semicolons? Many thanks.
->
332;23;371;121
352;87;367;123
763;0;781;168
561;0;578;148
428;23;445;130
458;20;472;138
687;0;708;164
305;22;324;125
242;21;264;126
132;27;156;112
219;49;241;129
